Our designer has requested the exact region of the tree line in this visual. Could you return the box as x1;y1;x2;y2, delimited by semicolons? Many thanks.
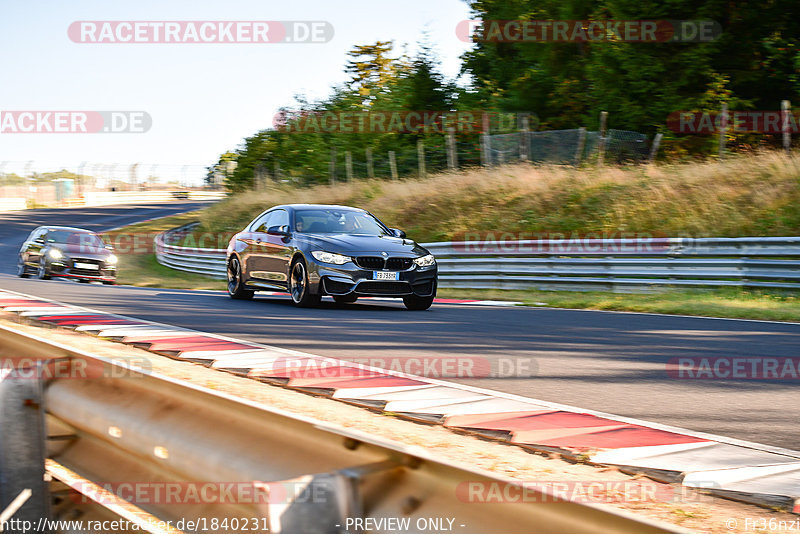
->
211;0;800;191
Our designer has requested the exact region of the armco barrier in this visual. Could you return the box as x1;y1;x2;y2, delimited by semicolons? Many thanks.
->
84;190;226;206
0;324;680;533
154;225;800;291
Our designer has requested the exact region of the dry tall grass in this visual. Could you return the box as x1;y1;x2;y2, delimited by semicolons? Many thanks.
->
199;151;800;242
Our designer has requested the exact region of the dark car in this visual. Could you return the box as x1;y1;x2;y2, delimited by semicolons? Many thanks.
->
17;226;117;284
226;204;437;310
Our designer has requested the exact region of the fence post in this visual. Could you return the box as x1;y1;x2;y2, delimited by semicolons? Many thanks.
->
597;111;608;166
574;127;587;165
274;161;281;182
388;151;398;180
718;103;728;159
345;151;353;182
648;133;663;163
480;112;491;166
329;148;336;185
77;161;87;196
446;127;457;170
783;100;792;155
417;139;426;179
366;148;374;178
519;114;530;162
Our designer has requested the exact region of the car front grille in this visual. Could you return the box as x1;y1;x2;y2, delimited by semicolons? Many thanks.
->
355;256;413;271
355;256;384;270
386;257;413;270
355;281;412;295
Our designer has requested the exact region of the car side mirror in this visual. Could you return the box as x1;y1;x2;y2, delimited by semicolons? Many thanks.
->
391;228;406;239
266;225;289;236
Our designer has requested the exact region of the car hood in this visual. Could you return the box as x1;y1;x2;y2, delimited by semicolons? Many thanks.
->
51;244;113;260
296;233;430;256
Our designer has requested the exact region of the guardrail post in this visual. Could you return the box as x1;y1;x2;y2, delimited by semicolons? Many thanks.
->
0;367;50;530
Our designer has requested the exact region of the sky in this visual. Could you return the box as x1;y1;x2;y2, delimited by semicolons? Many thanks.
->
0;0;473;184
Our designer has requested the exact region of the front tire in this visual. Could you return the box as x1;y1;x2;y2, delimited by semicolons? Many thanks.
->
289;259;320;308
37;259;51;280
17;259;29;278
403;294;434;310
227;256;254;300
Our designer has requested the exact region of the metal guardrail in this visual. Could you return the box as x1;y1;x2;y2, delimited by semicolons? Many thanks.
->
0;325;680;533
155;225;800;291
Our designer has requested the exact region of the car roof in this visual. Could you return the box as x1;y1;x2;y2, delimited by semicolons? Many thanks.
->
278;204;366;211
37;226;95;233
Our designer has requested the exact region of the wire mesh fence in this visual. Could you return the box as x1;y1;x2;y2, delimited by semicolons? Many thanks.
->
252;124;653;188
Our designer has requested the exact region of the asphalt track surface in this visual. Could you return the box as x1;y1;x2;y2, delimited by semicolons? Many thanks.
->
0;205;798;449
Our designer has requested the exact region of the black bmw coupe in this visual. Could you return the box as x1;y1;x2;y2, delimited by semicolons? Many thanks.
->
226;204;437;310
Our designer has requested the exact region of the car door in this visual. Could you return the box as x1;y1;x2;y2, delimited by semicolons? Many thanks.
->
243;211;275;281
262;209;292;284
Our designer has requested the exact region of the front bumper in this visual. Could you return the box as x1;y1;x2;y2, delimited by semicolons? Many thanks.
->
310;261;437;298
47;258;117;282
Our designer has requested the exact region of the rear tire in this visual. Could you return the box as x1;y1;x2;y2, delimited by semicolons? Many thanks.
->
289;259;320;308
403;294;434;310
227;256;254;300
333;294;358;304
37;260;51;280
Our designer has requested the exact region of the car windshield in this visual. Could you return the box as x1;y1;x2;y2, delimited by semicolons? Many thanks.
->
47;231;105;248
294;209;390;236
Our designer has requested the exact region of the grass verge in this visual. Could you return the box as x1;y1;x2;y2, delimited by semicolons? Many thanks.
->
197;150;800;242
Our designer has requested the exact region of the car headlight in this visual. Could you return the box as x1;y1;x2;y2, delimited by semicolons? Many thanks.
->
311;250;351;265
414;254;436;267
107;254;118;265
47;249;63;260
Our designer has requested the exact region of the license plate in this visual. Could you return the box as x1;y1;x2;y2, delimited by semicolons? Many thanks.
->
373;271;399;281
74;262;98;270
